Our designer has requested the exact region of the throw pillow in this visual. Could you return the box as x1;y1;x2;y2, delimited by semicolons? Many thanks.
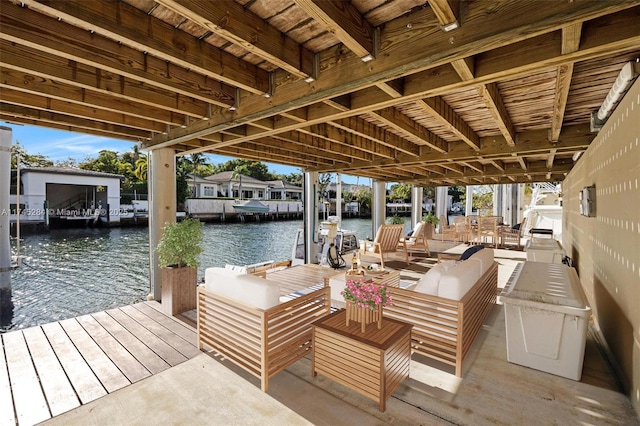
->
460;244;484;261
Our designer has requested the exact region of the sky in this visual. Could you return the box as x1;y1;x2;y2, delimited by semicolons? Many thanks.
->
2;122;363;184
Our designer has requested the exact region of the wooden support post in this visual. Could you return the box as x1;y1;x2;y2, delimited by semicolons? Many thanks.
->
148;147;176;302
0;126;13;325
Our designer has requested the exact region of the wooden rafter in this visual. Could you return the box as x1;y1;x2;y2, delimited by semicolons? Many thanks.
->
20;0;270;94
153;0;314;79
416;97;481;150
478;83;516;147
292;0;376;59
428;0;460;30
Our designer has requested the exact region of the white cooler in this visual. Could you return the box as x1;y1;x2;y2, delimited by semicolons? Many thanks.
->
525;238;564;263
499;262;591;380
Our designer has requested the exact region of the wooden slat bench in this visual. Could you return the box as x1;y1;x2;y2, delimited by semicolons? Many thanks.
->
384;261;498;376
197;285;331;392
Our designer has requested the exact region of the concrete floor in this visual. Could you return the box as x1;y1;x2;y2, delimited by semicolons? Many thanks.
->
42;243;640;426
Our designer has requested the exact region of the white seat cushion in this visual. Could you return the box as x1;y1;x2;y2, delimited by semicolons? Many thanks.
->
205;267;280;309
408;222;423;242
469;248;494;275
438;260;481;301
414;260;457;295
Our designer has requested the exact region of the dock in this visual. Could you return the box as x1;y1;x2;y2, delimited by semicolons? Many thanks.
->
0;302;199;425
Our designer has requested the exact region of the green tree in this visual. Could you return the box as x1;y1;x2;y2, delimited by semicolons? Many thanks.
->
54;157;79;168
10;142;53;168
134;155;148;181
186;153;211;177
474;186;494;213
231;163;251;199
214;159;273;180
389;183;411;202
354;187;372;214
176;157;191;207
80;150;122;174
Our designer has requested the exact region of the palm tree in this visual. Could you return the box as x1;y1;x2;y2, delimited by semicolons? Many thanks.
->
188;153;208;176
231;164;250;199
134;155;148;181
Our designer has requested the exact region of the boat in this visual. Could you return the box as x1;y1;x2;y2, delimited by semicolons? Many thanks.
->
291;217;359;267
232;199;269;213
522;183;563;239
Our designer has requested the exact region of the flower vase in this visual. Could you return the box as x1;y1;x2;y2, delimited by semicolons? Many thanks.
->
345;301;383;333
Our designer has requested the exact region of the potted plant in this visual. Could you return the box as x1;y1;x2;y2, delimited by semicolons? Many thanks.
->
387;214;405;225
341;278;393;333
422;213;440;239
156;217;203;315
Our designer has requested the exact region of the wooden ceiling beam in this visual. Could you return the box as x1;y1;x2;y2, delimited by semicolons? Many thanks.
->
371;108;448;153
302;124;397;159
0;113;145;143
0;69;180;126
0;88;165;133
0;5;235;107
550;23;582;142
478;83;516;147
292;0;376;60
329;117;419;156
460;161;484;173
428;0;460;31
213;144;328;168
489;160;505;172
316;124;592;172
261;132;372;163
270;130;381;161
450;57;475;81
547;149;558;168
0;103;150;140
416;97;481;150
0;41;210;118
154;0;314;79
21;0;269;94
400;160;572;181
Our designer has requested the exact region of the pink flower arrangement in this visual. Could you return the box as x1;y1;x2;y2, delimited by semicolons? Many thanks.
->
341;278;393;310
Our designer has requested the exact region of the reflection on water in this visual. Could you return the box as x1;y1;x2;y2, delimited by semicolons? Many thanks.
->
4;218;376;332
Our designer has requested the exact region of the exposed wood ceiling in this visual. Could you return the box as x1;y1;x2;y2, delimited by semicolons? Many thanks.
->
1;0;639;186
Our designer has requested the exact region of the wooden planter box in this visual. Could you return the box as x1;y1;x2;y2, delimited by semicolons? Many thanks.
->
161;266;197;316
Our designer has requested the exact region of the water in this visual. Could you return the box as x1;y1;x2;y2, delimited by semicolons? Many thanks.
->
3;218;378;332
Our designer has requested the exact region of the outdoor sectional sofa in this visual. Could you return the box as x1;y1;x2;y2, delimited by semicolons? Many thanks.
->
197;267;331;391
384;247;498;376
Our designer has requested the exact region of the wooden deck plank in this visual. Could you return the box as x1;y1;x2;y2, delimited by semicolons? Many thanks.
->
75;314;151;384
134;302;198;344
0;336;17;426
106;308;188;366
91;310;170;375
21;326;80;416
2;331;50;425
58;318;130;393
41;322;107;405
119;304;200;359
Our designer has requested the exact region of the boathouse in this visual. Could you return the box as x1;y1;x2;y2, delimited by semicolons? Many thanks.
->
9;167;122;228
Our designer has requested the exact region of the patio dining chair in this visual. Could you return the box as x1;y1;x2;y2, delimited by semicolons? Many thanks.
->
360;224;408;269
401;221;431;259
501;217;527;250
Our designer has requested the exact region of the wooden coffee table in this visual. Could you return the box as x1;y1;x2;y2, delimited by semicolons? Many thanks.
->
311;310;412;412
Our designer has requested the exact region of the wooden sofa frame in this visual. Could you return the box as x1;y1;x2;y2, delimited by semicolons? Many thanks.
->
384;261;498;376
197;285;331;392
